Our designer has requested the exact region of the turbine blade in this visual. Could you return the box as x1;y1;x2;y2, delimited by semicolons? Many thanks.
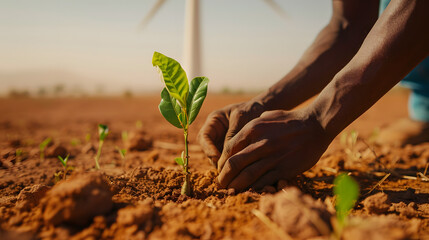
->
138;0;167;30
262;0;289;21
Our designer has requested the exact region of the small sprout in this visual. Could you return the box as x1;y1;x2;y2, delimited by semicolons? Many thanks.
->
70;138;81;146
153;51;209;196
333;173;359;230
121;131;128;143
115;146;127;169
54;154;73;182
54;172;62;183
136;120;143;129
39;137;52;160
15;149;23;162
118;148;126;159
94;124;108;169
85;133;91;142
16;149;23;157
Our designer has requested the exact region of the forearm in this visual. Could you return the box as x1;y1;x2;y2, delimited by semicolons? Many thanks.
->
311;0;429;138
253;0;379;111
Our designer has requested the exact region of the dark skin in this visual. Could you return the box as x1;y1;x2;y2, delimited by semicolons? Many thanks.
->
198;0;429;191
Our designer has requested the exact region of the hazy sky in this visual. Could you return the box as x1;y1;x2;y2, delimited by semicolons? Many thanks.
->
0;0;331;95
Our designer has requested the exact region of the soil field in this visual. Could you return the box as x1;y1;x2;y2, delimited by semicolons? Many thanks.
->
0;90;428;240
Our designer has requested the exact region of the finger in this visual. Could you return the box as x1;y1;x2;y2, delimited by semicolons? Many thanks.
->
228;151;294;192
217;129;250;172
217;140;268;188
197;112;229;166
224;109;248;143
227;158;274;192
250;170;280;191
198;131;221;167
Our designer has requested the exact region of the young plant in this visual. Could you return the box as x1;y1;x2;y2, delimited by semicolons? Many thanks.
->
39;137;52;160
15;149;23;163
116;146;127;168
95;124;109;169
57;154;73;180
152;51;209;196
333;173;359;235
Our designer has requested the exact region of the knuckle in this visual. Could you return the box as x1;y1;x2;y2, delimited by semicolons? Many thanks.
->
225;157;240;174
240;168;256;183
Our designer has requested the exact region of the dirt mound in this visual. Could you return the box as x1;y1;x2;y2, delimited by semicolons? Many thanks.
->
343;215;421;240
259;187;333;239
126;131;153;151
41;172;113;226
16;184;51;211
362;192;391;214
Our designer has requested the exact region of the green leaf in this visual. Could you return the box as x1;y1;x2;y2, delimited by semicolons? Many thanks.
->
334;173;359;224
98;124;109;141
39;137;52;150
159;88;183;128
187;77;209;125
58;154;69;167
152;52;189;106
174;157;184;166
119;149;126;158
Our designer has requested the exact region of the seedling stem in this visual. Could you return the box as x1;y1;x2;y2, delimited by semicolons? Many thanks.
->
95;124;108;170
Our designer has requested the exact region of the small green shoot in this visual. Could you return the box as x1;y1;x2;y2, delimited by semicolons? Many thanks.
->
70;138;81;146
136;120;143;129
116;146;127;168
57;154;73;180
333;173;359;232
94;124;109;169
153;51;209;196
85;133;91;143
15;149;23;162
39;137;52;160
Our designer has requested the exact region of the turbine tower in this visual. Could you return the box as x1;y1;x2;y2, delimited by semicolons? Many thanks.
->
183;0;201;79
140;0;287;79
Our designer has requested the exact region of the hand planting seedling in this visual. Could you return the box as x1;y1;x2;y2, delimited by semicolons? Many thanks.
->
57;154;73;180
152;51;209;196
39;137;52;160
95;124;108;169
333;173;359;236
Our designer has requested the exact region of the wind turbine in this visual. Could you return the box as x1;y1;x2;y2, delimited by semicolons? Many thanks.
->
140;0;288;79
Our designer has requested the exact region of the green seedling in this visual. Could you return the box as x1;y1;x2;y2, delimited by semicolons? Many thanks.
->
116;146;127;167
57;154;73;180
153;51;209;196
39;137;52;160
333;173;359;235
15;149;23;162
94;124;109;169
85;133;91;143
70;138;81;146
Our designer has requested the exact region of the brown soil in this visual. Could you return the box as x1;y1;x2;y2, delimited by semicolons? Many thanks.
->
0;90;428;239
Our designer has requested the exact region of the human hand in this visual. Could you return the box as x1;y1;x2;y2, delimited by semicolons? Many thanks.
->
216;109;333;191
197;101;265;167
